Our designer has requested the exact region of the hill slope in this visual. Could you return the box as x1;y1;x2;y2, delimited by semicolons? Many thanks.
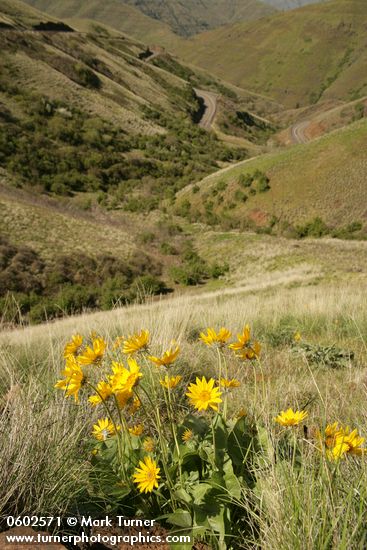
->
176;0;367;107
23;0;276;39
176;118;367;232
0;0;251;323
123;0;276;36
262;0;328;9
21;0;181;46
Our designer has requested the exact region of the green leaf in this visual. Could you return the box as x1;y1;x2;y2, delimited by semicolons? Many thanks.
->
223;456;242;500
207;504;231;548
166;509;192;528
178;414;209;439
227;417;258;487
173;488;192;505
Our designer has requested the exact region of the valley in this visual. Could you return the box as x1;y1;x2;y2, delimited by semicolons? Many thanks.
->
0;1;367;549
0;0;366;328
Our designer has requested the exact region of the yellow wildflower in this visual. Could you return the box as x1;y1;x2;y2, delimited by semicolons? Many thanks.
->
128;397;141;415
110;358;142;394
199;327;231;346
55;356;84;402
294;331;302;342
229;325;251;351
274;408;308;427
133;456;161;493
78;337;107;366
182;428;194;443
328;426;365;461
129;424;144;436
109;359;142;408
63;334;83;358
92;418;118;441
143;437;155;453
148;345;180;366
186;377;222;411
88;380;113;406
316;422;341;449
236;341;261;360
218;378;241;389
123;330;149;355
159;375;182;389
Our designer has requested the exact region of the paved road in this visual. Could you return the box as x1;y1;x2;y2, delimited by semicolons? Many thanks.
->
291;120;310;144
194;89;218;130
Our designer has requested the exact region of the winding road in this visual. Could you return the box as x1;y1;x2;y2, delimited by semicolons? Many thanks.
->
194;89;218;130
291;120;310;144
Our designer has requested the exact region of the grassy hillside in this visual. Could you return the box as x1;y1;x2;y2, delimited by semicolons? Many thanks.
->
176;118;367;233
177;0;367;107
0;0;253;324
263;0;328;8
23;0;275;39
123;0;276;37
1;276;367;547
21;0;183;47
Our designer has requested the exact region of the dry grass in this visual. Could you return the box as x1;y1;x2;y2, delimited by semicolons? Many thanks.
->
175;0;367;107
0;279;366;546
178;118;367;228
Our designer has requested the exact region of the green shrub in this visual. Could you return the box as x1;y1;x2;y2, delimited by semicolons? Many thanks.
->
208;262;229;279
295;217;330;238
215;180;227;192
160;242;178;255
74;63;101;89
331;221;365;240
238;173;253;188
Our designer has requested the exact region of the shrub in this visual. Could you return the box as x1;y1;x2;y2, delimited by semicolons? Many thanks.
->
238;173;253;188
295;217;330;238
160;242;178;255
74;63;101;89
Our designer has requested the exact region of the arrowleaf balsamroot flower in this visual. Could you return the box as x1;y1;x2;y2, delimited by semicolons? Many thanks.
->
182;428;194;443
78;337;107;366
327;426;365;461
236;341;261;360
128;397;141;415
63;334;83;358
133;456;161;493
129;424;144;436
55;356;84;402
92;418;119;441
219;377;241;389
199;327;231;346
186;377;222;411
159;375;182;389
148;345;180;366
274;408;308;426
110;358;142;393
88;380;113;406
229;325;251;351
108;359;142;408
143;437;155;453
123;330;149;355
316;422;341;450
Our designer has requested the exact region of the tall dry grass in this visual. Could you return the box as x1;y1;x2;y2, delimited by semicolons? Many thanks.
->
0;282;366;546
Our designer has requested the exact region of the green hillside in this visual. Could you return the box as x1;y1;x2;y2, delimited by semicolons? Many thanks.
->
262;0;328;9
176;118;367;234
0;0;251;324
23;0;275;39
176;0;367;107
22;0;181;46
123;0;276;36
